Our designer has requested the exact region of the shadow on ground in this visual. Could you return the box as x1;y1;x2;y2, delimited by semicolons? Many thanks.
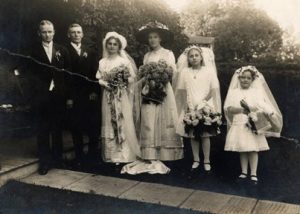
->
0;181;202;214
70;132;300;205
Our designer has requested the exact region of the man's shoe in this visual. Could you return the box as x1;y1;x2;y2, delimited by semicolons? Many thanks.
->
38;165;49;175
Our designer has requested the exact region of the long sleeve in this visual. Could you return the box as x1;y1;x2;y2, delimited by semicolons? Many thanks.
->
168;51;177;72
96;60;108;87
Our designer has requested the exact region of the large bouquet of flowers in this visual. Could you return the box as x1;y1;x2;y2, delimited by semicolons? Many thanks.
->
183;102;222;139
103;64;131;144
138;59;173;105
103;64;131;94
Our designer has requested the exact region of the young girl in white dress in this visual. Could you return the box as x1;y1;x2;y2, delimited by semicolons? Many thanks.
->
175;45;221;172
96;32;140;164
224;66;282;184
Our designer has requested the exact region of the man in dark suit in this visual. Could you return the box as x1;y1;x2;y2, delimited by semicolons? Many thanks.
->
65;23;100;169
31;20;70;175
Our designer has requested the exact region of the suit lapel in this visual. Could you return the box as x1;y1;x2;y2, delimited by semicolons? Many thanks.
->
39;44;51;64
51;43;57;65
80;45;86;57
69;43;80;59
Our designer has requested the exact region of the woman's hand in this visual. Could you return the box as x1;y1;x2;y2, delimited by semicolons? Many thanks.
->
99;80;111;90
104;82;111;90
248;105;258;112
248;112;258;122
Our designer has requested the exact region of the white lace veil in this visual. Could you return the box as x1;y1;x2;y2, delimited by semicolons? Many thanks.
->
224;66;283;137
174;46;221;115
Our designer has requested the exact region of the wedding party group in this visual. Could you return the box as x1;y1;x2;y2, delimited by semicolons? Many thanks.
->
29;19;283;185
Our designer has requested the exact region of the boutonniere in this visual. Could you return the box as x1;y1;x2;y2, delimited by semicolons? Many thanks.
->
82;51;88;58
55;50;61;61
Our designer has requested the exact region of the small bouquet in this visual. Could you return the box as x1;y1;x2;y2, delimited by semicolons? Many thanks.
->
103;64;131;94
240;99;272;134
183;102;222;139
138;59;173;105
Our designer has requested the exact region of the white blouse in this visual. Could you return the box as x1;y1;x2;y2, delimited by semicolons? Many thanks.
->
180;67;219;109
143;47;176;71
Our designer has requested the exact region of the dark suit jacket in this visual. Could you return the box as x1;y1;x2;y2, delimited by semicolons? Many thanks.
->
65;43;99;101
30;42;70;113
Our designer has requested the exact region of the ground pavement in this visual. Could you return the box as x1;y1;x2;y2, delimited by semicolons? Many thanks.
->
17;169;300;213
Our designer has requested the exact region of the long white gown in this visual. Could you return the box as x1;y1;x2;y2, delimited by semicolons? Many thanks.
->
139;47;183;160
96;55;140;163
121;47;182;175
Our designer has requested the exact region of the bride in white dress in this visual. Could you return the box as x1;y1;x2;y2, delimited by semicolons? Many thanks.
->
96;32;140;164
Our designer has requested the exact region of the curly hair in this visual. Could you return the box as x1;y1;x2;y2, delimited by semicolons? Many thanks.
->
105;36;122;50
240;69;257;80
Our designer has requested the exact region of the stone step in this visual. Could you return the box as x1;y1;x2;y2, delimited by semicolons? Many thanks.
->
0;144;86;186
0;156;38;186
20;169;300;214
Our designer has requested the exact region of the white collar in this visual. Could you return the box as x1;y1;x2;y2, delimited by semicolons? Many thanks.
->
42;41;53;48
71;42;81;49
152;47;164;53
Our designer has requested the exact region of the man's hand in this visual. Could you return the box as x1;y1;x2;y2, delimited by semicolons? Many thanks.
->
66;99;74;109
89;92;98;101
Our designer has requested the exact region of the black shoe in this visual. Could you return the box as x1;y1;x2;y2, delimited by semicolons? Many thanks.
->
236;173;248;183
38;165;49;175
250;175;258;185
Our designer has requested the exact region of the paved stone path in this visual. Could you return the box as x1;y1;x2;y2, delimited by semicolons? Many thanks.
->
20;169;300;214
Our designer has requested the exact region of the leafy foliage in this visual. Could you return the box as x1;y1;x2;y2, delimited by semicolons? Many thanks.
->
181;0;284;62
76;0;188;64
0;0;188;64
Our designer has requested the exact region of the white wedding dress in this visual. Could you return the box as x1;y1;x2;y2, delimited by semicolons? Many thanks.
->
121;47;182;175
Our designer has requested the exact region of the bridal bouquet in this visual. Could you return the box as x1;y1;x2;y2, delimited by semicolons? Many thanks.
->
104;64;131;94
103;64;131;144
183;103;222;139
138;59;173;105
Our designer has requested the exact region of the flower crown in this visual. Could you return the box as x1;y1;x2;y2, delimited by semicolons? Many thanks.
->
138;21;169;31
235;65;259;79
183;45;202;55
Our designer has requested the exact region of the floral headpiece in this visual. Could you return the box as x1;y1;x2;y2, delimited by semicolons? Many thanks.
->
235;65;259;79
138;21;169;31
136;21;173;44
183;45;202;55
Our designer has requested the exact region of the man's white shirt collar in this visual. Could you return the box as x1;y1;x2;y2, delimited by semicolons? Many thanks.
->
71;42;81;55
42;41;53;48
42;41;53;62
42;41;55;90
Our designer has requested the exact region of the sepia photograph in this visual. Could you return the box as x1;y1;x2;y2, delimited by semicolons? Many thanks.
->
0;0;299;213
